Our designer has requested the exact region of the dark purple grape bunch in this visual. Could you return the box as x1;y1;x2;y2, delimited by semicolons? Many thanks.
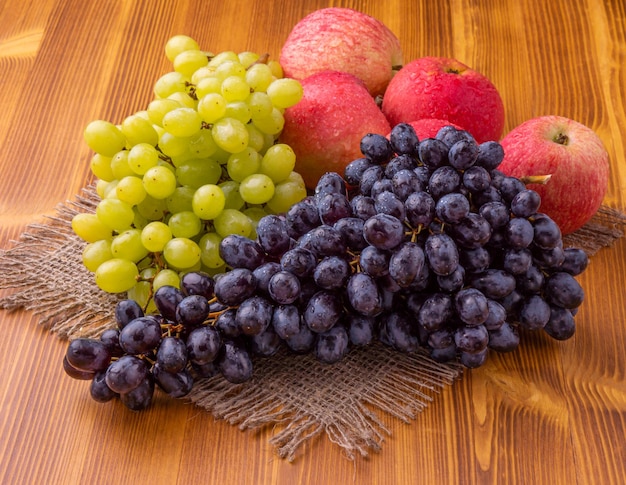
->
343;123;588;367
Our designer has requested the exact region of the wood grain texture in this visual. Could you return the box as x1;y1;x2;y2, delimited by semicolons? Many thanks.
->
1;0;625;483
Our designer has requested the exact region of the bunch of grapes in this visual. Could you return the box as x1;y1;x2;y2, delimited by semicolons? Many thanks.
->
71;35;307;308
63;123;589;410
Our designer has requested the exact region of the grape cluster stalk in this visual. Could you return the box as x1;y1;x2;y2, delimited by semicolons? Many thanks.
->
64;123;589;411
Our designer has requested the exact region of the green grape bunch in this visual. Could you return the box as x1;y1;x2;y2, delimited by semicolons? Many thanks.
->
72;35;307;311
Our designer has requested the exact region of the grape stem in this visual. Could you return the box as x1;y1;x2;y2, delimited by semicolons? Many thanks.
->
520;174;552;185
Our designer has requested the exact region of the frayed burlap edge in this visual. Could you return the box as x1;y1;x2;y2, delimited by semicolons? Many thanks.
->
0;186;624;461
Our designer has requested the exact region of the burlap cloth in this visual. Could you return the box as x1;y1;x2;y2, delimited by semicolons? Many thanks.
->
1;185;625;461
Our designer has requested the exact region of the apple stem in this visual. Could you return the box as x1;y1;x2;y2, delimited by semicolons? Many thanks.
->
553;132;569;145
392;64;403;72
520;174;553;185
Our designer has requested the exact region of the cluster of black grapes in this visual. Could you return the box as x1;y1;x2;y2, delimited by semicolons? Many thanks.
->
63;124;589;410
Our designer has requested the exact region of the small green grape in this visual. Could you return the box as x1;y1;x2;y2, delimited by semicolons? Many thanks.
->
84;120;127;157
239;173;275;204
95;258;139;294
141;221;172;252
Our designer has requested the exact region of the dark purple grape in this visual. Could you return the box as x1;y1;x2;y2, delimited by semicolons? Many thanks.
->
430;344;457;363
560;248;589;276
519;294;551;330
503;248;533;275
405;191;435;228
119;316;162;355
315;171;347;199
516;265;544;295
370;178;395;199
363;213;405;250
435;193;470;224
454;324;489;353
544;306;576;340
459;348;488;368
389;122;419;156
280;247;317;278
267;270;301;304
176;294;210;327
272;304;301;340
418;138;449;169
90;371;117;402
66;338;112;372
462;166;491;193
347;314;376;346
360;132;393;164
313;256;351;290
219;234;265;270
119;375;154;410
380;311;420;353
359;245;390;278
418;292;453;332
459;247;491;273
346;272;383;317
375;191;406;220
385;154;417;177
351;195;377;221
359;165;385;196
105;355;148;394
256;214;291;257
544;272;584;309
334;217;367;251
303;291;343;333
285;197;321;238
153;285;184;322
533;245;566;269
235;296;274;336
300;225;346;257
455;288;490;326
428;166;461;199
252;261;281;296
315;325;349;364
469;269;516;299
63;355;96;380
425;232;459;276
214;268;257;306
100;328;123;357
284;321;316;354
218;340;253;384
156;336;188;373
180;271;215;299
389;241;425;287
391;169;422;201
532;214;562;250
427;328;454;350
448;139;479;170
511;189;541;218
115;299;144;329
483;299;507;331
476;141;504;170
499;176;526;203
437;264;465;293
488;322;520;352
479;201;510;229
344;157;375;187
153;365;194;398
505;217;534;248
448;213;492;249
317;192;353;225
249;325;282;357
436;126;475;146
186;325;222;365
214;308;241;338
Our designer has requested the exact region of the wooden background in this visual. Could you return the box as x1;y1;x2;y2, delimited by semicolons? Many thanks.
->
1;0;625;483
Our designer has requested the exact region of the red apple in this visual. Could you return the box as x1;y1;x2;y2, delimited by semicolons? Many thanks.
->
279;7;403;97
499;115;610;235
278;70;391;189
381;57;505;143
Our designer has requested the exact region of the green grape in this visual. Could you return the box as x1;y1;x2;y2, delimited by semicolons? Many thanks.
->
153;269;181;290
158;131;190;159
136;195;168;221
239;173;275;204
116;175;147;205
132;208;149;230
82;239;113;272
245;63;273;92
208;51;239;67
245;124;265;153
221;76;250;102
213;209;252;238
176;158;222;188
226;147;261;182
266;78;303;109
197;93;227;123
84;120;127;157
110;150;135;179
95;179;109;199
163;237;201;269
127;280;153;311
102;180;119;199
154;71;189;99
219;180;245;210
195;77;222;98
265;179;308;214
142;165;177;199
211;117;249;153
224;101;251;124
141;221;172;252
166;186;195;213
167;91;197;109
165;35;200;62
168;210;202;238
243;207;267;239
72;213;113;243
267;60;284;78
128;143;160;175
95;258;139;294
147;98;182;126
162;107;202;138
198;232;225;269
173;49;209;78
121;114;159;147
247;92;273;119
90;153;114;181
252;107;285;135
96;198;135;231
111;229;150;262
214;60;246;81
191;66;214;84
260;143;296;183
238;51;260;68
188;131;218;158
192;184;226;220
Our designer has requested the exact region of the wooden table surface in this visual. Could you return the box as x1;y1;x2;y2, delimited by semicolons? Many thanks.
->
1;0;625;483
